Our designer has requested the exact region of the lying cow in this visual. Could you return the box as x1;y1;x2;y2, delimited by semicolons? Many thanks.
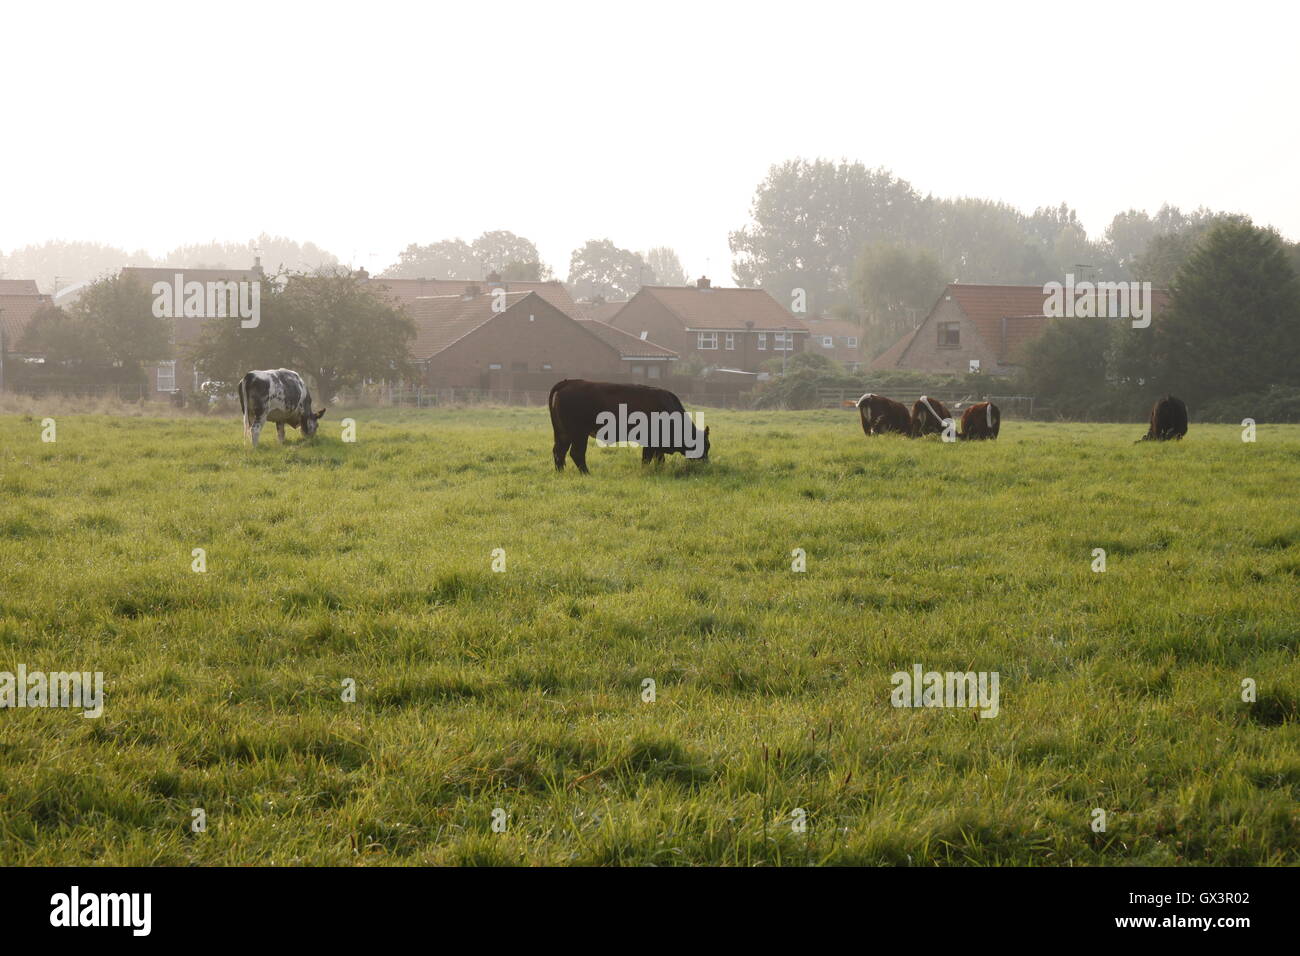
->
910;395;954;438
1138;394;1188;442
238;369;325;447
959;401;1001;440
856;393;911;436
548;379;709;474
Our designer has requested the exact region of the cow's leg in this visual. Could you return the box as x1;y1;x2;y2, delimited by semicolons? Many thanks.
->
553;437;570;471
569;434;590;474
642;447;655;465
276;422;287;444
250;417;265;448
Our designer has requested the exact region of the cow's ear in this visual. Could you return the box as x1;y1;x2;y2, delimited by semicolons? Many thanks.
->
315;408;326;419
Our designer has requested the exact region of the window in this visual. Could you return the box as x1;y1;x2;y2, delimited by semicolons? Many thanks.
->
488;363;503;370
757;333;767;350
822;336;833;348
938;322;960;348
647;365;661;379
725;333;735;350
157;361;176;391
541;363;553;370
774;332;794;351
846;336;858;348
697;332;718;350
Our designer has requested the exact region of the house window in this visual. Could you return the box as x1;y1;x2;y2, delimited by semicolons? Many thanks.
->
822;336;833;348
846;336;858;348
488;363;503;370
725;333;735;350
757;333;767;350
697;332;718;350
157;361;176;391
647;365;661;379
938;322;960;348
541;363;553;370
774;332;793;351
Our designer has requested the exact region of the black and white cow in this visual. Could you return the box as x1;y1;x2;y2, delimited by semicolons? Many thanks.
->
238;369;325;447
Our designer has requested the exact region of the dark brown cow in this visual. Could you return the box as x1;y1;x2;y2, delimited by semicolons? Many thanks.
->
548;379;709;474
910;395;954;438
856;393;911;436
959;401;1001;440
1137;395;1188;442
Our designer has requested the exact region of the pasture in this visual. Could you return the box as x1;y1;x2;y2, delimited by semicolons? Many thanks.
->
0;407;1297;865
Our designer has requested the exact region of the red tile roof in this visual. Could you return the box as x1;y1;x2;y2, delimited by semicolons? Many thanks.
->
408;291;533;361
0;293;55;351
869;325;920;370
635;285;806;332
575;320;677;360
0;279;41;295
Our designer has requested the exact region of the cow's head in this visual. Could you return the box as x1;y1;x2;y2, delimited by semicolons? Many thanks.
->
303;408;326;437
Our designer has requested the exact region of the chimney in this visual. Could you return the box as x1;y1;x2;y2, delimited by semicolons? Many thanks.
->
356;267;369;281
463;283;481;300
486;270;503;287
696;276;711;290
252;256;264;278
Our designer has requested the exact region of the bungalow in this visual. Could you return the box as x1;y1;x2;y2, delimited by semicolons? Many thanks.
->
607;277;807;373
870;283;1169;376
410;289;676;390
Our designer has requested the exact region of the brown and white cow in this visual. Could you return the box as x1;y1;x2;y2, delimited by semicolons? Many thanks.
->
1137;395;1188;442
238;369;325;447
910;395;954;438
856;393;911;437
959;401;1001;440
548;379;709;474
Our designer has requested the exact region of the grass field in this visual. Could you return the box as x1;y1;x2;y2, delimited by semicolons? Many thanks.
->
1;406;1297;865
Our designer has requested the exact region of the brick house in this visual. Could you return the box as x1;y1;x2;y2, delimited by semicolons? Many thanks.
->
410;289;676;390
870;283;1169;376
607;277;807;372
804;317;864;371
366;271;581;318
121;262;264;397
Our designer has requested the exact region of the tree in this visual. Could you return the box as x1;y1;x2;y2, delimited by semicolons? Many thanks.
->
0;240;152;293
851;241;946;354
729;159;925;313
1155;219;1300;404
381;239;476;279
18;273;170;382
644;247;687;286
1018;316;1114;417
567;240;654;301
191;269;415;401
160;233;339;273
471;231;550;278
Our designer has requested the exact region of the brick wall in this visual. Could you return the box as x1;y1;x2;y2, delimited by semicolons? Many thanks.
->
895;297;1008;375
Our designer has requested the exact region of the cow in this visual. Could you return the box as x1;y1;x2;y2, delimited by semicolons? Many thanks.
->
238;369;325;447
856;393;911;436
548;379;709;474
1138;394;1188;442
910;395;954;438
959;401;1001;440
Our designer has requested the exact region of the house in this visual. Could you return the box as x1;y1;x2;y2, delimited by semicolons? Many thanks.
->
121;262;264;397
870;283;1170;375
410;289;676;390
803;317;864;371
366;271;581;318
607;277;807;372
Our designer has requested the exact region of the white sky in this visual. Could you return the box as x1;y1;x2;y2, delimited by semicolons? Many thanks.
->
3;0;1297;281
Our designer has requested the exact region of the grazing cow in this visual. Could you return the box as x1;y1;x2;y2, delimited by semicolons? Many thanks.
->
910;395;954;438
959;401;1001;440
238;369;325;447
548;379;709;474
856;393;912;436
1138;394;1188;442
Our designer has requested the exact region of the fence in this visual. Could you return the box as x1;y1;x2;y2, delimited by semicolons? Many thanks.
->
3;383;164;403
815;388;1036;418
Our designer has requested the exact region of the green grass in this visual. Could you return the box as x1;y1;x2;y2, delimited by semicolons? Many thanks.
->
1;407;1297;865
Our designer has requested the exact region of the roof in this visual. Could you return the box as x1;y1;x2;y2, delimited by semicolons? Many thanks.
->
575;320;677;360
581;299;628;324
370;277;578;316
0;293;55;351
869;325;920;369
804;317;862;338
0;279;41;295
409;291;533;360
632;285;806;332
122;265;261;284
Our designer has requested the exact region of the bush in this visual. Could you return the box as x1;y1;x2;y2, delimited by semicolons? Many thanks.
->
1197;386;1300;423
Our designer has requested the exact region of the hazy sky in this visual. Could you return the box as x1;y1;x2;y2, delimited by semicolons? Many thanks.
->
4;0;1297;281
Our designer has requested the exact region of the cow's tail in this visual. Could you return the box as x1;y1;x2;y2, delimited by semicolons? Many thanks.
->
238;373;251;441
548;379;568;440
